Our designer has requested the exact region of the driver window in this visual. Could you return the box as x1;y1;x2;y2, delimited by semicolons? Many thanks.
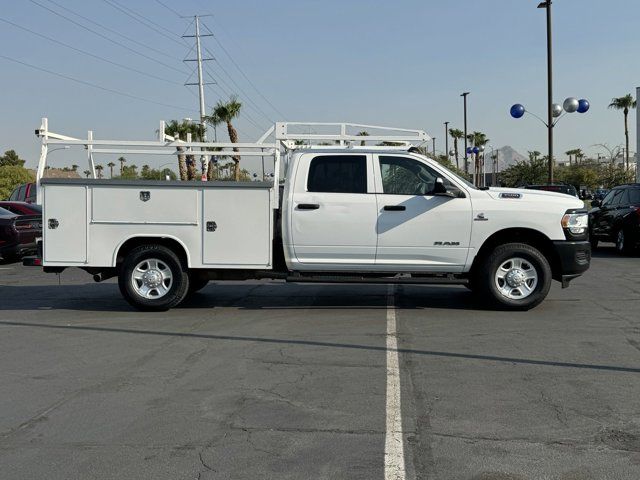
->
600;190;616;206
379;156;455;195
608;189;623;207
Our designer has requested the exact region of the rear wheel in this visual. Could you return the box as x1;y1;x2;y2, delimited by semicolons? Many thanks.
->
118;244;190;311
476;243;552;311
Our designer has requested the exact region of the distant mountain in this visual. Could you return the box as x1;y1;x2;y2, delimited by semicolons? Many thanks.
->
493;146;527;171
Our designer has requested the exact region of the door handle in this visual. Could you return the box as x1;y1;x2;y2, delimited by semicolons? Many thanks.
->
298;203;320;210
383;205;406;211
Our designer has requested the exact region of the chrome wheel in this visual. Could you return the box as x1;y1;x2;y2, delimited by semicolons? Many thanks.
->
494;257;538;300
616;230;625;252
131;258;173;299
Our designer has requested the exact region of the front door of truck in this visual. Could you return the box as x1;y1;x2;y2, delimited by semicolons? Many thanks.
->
290;153;378;267
373;154;472;271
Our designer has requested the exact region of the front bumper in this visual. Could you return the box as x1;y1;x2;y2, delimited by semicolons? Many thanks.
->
552;240;591;287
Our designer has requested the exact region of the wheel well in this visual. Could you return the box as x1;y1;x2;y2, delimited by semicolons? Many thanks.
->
471;228;561;279
115;237;189;268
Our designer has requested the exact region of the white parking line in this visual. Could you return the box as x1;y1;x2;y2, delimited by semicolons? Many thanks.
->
385;284;406;480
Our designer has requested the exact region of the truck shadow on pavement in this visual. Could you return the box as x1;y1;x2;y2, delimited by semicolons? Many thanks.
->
0;283;493;312
0;317;639;374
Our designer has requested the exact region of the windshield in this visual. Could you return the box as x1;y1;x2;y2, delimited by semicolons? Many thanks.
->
0;207;15;217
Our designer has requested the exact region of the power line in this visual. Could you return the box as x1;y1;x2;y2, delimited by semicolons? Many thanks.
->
202;21;287;120
203;46;274;124
0;54;194;112
29;0;187;75
204;75;270;132
43;0;179;61
153;0;183;18
0;17;181;86
101;0;186;48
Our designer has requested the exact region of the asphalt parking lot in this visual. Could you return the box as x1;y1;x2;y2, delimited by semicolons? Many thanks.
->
1;246;640;480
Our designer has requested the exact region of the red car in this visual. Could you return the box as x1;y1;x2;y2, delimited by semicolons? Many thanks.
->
0;206;42;262
0;201;42;215
8;182;37;203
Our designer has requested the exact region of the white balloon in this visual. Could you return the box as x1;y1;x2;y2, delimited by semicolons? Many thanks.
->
552;103;563;117
563;97;579;113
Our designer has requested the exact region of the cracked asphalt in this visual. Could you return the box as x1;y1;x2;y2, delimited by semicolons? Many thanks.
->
1;246;640;479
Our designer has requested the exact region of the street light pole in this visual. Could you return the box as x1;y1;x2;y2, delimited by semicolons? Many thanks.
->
432;137;437;156
538;0;554;183
461;92;470;174
444;121;449;163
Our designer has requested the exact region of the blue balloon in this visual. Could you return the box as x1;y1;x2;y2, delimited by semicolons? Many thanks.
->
466;147;473;154
472;147;480;154
510;104;525;119
577;99;590;114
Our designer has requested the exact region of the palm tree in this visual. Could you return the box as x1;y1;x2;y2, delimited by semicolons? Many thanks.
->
357;131;369;146
204;112;222;180
83;170;91;178
107;162;116;178
118;156;127;175
165;120;205;181
71;164;79;172
468;131;489;185
208;95;242;181
448;128;464;170
95;164;104;179
164;121;188;181
608;94;637;170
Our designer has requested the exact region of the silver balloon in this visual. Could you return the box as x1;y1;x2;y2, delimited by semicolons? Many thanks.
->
479;145;485;152
552;103;563;117
449;149;455;157
563;97;579;113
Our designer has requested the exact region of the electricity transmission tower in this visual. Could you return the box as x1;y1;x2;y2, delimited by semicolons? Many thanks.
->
183;15;214;177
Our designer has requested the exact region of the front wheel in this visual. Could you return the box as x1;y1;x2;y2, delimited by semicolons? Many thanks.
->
615;228;634;256
476;243;552;311
118;244;190;311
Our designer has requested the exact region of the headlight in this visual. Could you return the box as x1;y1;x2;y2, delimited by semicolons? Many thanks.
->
561;211;588;237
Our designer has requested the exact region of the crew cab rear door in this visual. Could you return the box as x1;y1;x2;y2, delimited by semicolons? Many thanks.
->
289;153;378;266
373;154;472;271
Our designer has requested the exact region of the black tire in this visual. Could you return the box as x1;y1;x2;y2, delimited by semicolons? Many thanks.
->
118;244;190;311
475;243;552;311
186;272;209;296
589;233;599;250
615;228;634;256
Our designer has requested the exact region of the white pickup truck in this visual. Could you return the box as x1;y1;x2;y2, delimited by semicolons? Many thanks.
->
26;120;591;311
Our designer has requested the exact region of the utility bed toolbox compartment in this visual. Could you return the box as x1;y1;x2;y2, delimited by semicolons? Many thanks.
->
41;178;273;269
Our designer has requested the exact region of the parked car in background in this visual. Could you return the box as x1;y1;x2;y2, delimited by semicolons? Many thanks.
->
0;207;42;262
589;184;640;254
8;183;37;203
593;188;610;202
524;184;579;198
0;201;42;215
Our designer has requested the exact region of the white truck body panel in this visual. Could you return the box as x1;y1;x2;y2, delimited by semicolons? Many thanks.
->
41;180;273;269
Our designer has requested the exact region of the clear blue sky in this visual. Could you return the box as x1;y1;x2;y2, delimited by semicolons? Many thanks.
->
0;0;638;172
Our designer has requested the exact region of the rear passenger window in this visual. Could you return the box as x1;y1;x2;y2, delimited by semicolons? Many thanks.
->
307;155;367;194
629;189;640;204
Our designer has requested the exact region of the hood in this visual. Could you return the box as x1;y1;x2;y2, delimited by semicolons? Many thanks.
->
486;187;584;209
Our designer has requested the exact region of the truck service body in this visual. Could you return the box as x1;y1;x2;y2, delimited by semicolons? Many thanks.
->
27;120;591;311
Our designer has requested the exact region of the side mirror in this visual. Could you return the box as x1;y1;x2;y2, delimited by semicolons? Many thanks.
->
590;199;601;208
433;177;448;195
